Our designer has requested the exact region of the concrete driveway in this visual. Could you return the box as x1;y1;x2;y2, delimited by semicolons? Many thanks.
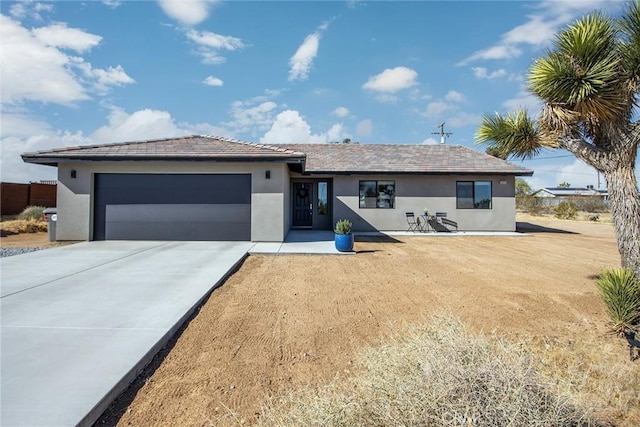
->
1;241;252;427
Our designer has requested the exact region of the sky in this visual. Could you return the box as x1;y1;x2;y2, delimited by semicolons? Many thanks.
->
1;0;637;190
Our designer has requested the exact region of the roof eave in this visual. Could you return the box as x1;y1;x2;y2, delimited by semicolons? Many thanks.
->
21;155;306;165
303;170;534;176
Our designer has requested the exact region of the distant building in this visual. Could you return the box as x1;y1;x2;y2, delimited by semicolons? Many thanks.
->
532;185;608;206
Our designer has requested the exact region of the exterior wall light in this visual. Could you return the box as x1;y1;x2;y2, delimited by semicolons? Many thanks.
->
71;170;77;179
266;170;271;179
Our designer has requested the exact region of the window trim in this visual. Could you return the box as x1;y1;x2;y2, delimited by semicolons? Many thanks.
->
359;180;396;209
456;180;492;210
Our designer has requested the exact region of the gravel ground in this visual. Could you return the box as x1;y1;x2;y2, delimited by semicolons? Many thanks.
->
0;247;44;258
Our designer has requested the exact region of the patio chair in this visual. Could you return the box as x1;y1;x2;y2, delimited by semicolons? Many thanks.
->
406;212;422;232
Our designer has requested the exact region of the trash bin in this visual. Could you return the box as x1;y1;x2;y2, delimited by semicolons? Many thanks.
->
43;208;57;242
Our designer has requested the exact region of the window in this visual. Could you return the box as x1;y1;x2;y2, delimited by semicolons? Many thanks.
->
457;181;492;209
318;181;328;215
359;180;395;209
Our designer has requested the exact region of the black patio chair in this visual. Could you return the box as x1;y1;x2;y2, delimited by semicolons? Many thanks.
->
406;212;422;232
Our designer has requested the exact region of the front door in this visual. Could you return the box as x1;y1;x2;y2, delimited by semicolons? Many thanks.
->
292;182;313;227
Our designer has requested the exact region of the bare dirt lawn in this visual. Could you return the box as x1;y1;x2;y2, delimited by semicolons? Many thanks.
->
0;231;74;249
99;215;636;426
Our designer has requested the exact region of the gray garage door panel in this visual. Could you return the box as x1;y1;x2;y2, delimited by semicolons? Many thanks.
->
105;204;251;241
94;174;251;241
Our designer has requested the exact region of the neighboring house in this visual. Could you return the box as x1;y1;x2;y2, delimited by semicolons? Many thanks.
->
21;135;533;242
532;186;609;206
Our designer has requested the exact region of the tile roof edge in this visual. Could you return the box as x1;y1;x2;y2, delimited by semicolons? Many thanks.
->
22;135;207;156
200;135;306;156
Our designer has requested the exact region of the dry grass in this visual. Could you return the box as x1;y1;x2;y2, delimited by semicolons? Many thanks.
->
0;219;48;234
531;334;640;426
257;315;606;427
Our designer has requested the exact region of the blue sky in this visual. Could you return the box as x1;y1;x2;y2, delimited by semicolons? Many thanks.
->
1;0;635;189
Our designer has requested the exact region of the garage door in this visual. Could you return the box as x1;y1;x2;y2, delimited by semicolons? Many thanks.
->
94;174;251;241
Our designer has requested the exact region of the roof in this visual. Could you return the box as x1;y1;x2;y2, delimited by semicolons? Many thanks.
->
21;135;533;176
533;187;608;197
281;143;532;175
21;135;306;165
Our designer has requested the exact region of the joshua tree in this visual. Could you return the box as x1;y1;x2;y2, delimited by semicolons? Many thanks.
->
476;1;640;278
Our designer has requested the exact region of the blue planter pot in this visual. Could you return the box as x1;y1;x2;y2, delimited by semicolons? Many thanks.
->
335;233;354;252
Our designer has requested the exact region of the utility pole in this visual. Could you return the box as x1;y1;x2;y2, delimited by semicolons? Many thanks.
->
432;122;453;144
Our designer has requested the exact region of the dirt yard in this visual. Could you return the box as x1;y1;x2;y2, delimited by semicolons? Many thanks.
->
0;231;74;248
96;215;631;426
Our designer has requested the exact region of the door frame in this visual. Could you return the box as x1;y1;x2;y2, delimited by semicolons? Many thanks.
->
290;179;333;230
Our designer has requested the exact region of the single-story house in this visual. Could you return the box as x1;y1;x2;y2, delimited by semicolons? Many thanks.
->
21;135;533;242
532;186;609;206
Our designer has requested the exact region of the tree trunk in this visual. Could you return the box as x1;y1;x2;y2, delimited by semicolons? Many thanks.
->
603;165;640;279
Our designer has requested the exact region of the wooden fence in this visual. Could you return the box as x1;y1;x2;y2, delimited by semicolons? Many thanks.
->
1;182;57;216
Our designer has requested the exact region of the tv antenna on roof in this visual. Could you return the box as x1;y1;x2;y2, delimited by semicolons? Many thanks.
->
432;122;453;144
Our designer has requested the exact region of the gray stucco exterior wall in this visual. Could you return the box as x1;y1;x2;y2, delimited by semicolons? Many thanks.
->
332;174;516;232
56;161;290;242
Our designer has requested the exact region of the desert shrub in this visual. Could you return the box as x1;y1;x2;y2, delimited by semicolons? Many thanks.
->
554;201;578;219
596;268;640;334
516;195;552;215
257;316;598;427
0;219;48;234
17;205;46;221
574;196;609;214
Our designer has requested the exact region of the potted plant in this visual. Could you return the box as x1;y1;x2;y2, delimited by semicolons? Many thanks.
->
334;219;354;252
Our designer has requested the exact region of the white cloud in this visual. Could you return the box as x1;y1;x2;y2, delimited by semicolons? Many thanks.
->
260;110;327;144
1;107;231;182
73;60;136;94
185;29;245;64
326;123;347;142
421;137;439;145
288;21;331;82
472;67;507;80
422;90;477;127
458;45;522;65
444;90;465;103
362;66;418;93
356;119;373;137
158;0;218;26
224;100;278;134
102;1;122;8
425;101;453;117
1;15;134;106
9;0;53;20
333;107;350;118
90;107;193;143
203;76;224;86
502;15;557;46
33;23;102;53
526;158;601;190
458;1;622;66
501;91;542;113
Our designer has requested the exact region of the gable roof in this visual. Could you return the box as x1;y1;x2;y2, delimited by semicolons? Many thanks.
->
21;135;306;166
21;135;533;176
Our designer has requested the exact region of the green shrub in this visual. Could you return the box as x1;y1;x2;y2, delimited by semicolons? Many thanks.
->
596;268;640;334
554;201;578;219
17;205;46;221
334;219;352;235
258;316;598;426
517;195;546;215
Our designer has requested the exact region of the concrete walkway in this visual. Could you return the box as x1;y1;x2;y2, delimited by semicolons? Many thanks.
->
1;241;251;427
250;230;353;254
